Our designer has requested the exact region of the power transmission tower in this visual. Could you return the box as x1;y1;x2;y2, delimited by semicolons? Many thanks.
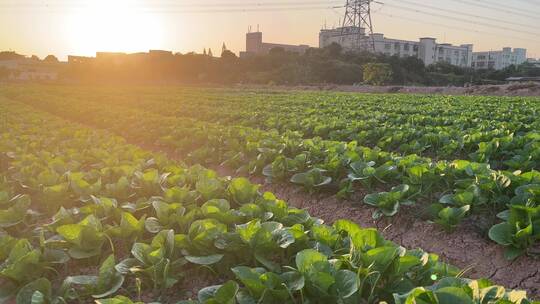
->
340;0;375;52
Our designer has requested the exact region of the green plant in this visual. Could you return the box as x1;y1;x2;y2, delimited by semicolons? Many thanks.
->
290;168;332;193
56;215;106;259
364;184;413;218
61;255;125;299
116;230;187;290
363;63;393;85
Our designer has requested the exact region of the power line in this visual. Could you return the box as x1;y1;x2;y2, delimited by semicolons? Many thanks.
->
449;0;539;20
385;0;536;30
0;1;345;9
159;0;345;7
146;5;343;13
473;0;540;15
380;2;540;38
2;2;344;13
374;11;539;45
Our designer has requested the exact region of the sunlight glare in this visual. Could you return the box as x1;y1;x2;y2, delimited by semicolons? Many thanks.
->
65;0;163;55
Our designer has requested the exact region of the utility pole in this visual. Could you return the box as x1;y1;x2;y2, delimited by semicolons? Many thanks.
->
340;0;375;52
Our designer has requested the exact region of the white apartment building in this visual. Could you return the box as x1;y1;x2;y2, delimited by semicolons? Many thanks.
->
319;28;473;67
319;26;368;50
472;48;527;70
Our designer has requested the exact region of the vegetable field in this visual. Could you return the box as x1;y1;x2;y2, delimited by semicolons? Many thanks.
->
0;85;539;303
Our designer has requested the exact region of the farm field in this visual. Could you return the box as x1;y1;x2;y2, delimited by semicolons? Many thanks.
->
0;85;539;303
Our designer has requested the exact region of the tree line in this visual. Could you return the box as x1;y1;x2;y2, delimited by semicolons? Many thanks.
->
1;46;539;86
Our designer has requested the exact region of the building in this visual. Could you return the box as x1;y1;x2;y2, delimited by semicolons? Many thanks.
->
68;50;174;66
96;52;129;65
319;26;367;50
472;48;527;70
319;27;473;67
0;58;62;81
240;31;310;58
506;76;540;83
527;58;540;68
148;50;173;57
68;55;94;64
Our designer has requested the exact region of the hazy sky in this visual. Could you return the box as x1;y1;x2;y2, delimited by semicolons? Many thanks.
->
1;0;539;60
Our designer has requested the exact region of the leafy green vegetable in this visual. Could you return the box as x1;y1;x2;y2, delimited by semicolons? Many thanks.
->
290;168;332;192
364;184;413;218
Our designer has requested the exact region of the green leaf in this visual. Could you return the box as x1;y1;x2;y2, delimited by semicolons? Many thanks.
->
335;269;359;298
310;271;335;292
1;241;42;283
145;217;164;234
95;295;142;304
488;223;513;246
311;224;338;247
16;279;52;304
212;281;239;304
115;258;139;275
228;178;259;205
185;254;224;265
236;220;261;243
434;287;474;304
295;249;328;274
362;246;399;272
0;195;31;227
231;266;266;298
281;271;304;291
63;275;98;286
504;247;525;261
196;177;224;201
93;255;125;298
291;169;332;190
198;285;221;303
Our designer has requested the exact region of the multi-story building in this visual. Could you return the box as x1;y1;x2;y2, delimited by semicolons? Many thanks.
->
319;28;473;67
472;48;527;70
0;57;62;81
319;26;367;50
527;58;540;68
240;31;310;58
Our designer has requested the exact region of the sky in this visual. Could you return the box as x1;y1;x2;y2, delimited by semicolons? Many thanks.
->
1;0;539;60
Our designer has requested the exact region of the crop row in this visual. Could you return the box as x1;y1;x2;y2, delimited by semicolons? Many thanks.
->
5;88;540;260
7;86;540;171
3;99;539;303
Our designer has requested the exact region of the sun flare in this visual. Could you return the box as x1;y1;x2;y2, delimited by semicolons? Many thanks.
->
65;0;163;55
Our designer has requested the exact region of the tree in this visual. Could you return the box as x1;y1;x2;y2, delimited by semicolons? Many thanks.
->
221;50;237;60
208;48;213;57
0;51;24;61
44;55;59;63
363;63;393;85
325;43;343;58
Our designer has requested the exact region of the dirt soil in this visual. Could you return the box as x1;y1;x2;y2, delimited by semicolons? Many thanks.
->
232;83;540;97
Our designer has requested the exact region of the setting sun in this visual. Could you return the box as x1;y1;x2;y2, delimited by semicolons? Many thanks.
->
65;0;164;55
